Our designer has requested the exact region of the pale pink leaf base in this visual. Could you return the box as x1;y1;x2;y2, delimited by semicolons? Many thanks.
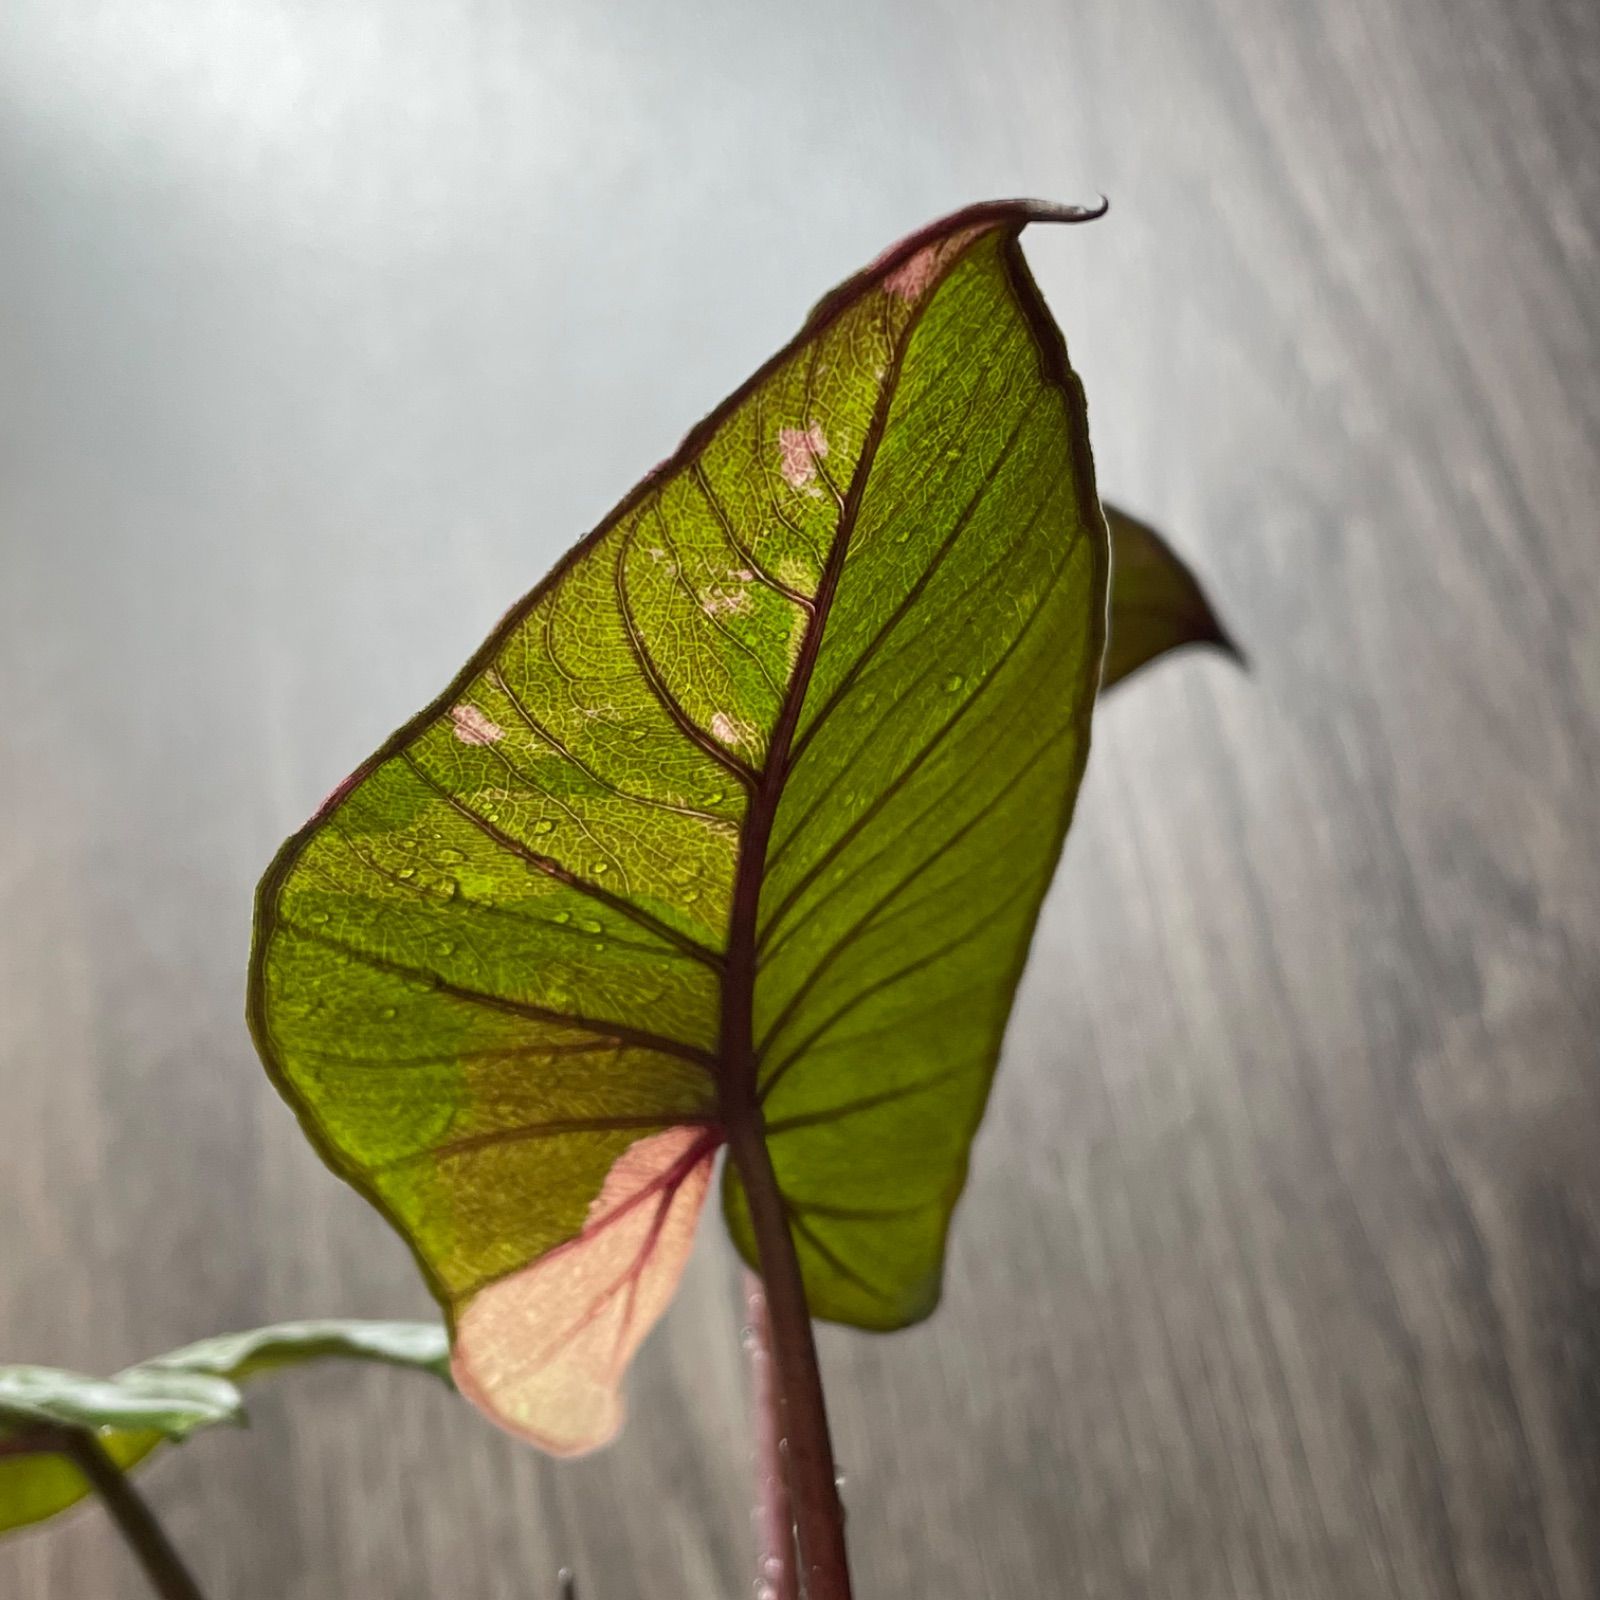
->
452;1126;718;1456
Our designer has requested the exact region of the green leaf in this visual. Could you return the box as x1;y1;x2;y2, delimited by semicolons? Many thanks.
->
1102;504;1240;689
249;199;1112;1452
0;1367;243;1439
0;1432;170;1540
138;1318;452;1386
0;1321;448;1536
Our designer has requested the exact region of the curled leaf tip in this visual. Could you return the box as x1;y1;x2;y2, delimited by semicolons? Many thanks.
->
1033;193;1111;223
806;196;1107;328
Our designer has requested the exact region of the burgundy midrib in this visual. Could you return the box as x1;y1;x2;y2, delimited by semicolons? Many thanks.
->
715;281;943;1128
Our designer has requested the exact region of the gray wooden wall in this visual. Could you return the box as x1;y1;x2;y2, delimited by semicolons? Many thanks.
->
2;0;1596;1595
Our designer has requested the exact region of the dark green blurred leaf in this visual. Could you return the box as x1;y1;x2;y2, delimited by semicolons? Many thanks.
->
0;1320;448;1536
1103;504;1240;689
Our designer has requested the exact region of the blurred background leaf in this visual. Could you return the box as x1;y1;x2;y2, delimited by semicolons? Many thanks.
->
0;1321;449;1536
1101;504;1240;691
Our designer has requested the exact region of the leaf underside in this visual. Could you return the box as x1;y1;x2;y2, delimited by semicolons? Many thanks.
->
249;199;1110;1453
0;1321;449;1536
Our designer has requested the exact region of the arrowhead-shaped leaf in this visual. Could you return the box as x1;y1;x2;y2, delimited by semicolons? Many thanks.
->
1102;504;1240;689
0;1321;448;1536
249;199;1111;1452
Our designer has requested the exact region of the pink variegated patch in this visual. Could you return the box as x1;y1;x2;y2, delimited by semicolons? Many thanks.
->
450;703;504;745
451;1126;717;1455
777;422;829;489
883;225;987;302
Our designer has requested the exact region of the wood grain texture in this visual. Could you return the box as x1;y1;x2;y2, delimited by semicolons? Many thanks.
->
1;0;1595;1596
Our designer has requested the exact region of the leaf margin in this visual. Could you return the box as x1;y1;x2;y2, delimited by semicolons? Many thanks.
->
718;221;1112;1329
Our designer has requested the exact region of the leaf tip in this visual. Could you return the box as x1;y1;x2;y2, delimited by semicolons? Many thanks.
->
1022;193;1110;227
1214;624;1249;673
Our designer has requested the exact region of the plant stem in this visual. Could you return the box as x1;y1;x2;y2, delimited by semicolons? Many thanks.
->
61;1430;209;1600
743;1268;801;1600
727;1119;852;1600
